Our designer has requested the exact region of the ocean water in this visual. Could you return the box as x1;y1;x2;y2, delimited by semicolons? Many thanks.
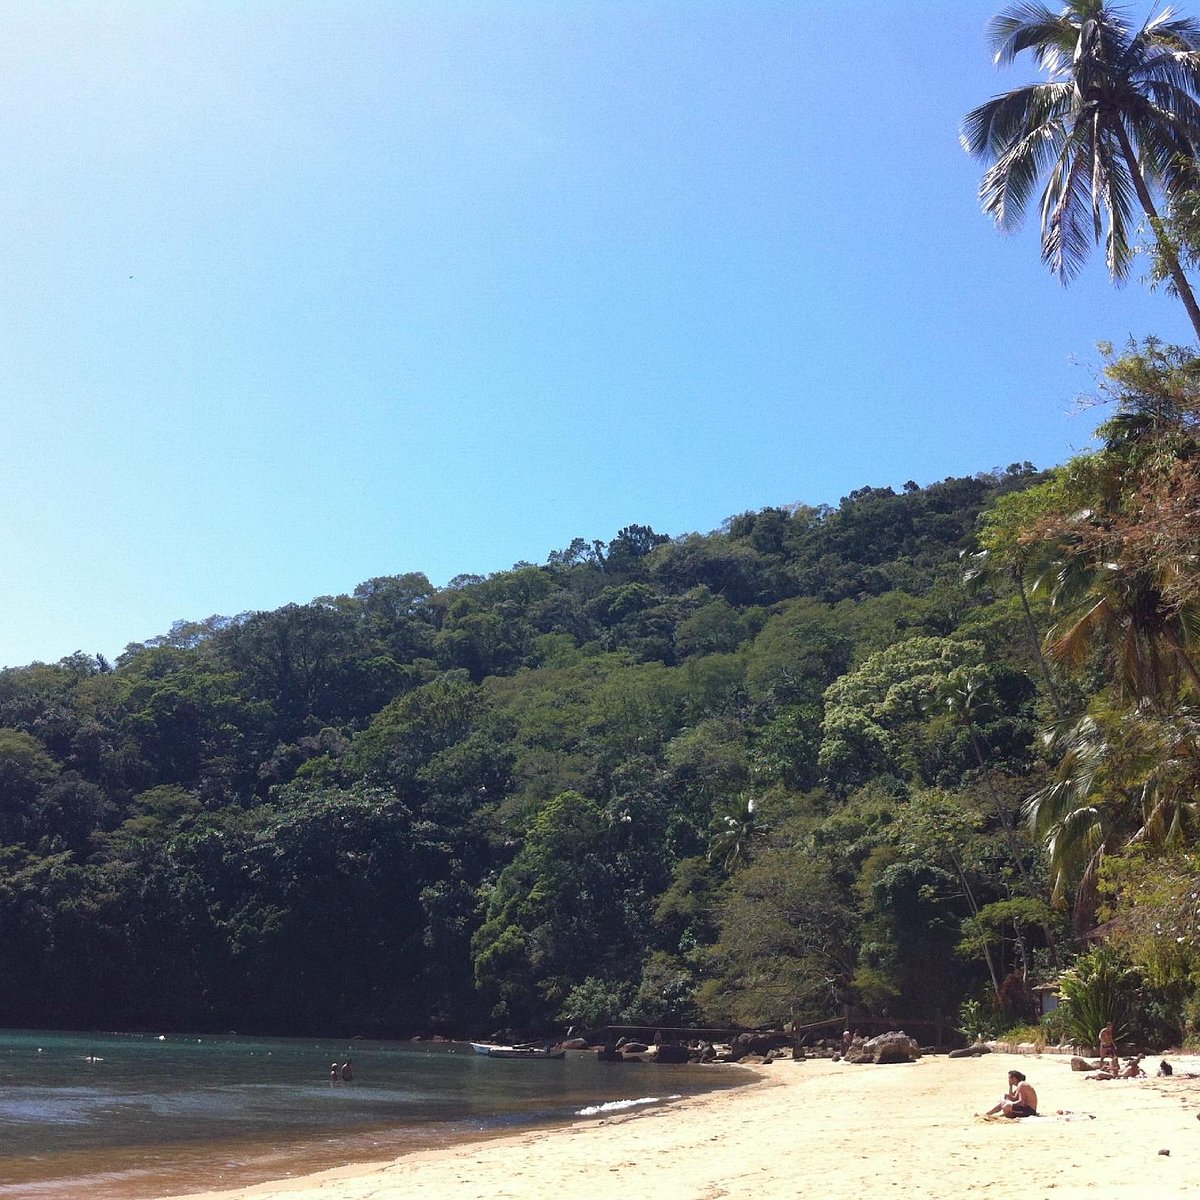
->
0;1030;745;1199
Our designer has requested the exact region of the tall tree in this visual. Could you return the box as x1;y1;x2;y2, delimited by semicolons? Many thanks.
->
962;1;1200;340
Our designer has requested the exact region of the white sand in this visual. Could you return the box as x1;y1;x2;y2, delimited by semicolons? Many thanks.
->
158;1051;1200;1200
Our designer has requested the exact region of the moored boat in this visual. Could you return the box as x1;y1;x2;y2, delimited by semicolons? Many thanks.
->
469;1042;566;1059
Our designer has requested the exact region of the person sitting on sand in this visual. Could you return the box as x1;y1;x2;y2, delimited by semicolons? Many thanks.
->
1119;1056;1144;1079
983;1070;1038;1118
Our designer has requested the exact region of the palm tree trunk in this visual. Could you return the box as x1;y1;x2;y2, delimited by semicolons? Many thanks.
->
1014;563;1066;719
1113;123;1200;343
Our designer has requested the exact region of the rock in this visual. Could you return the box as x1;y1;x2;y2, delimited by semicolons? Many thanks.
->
1071;1056;1099;1072
560;1037;590;1050
654;1043;691;1064
848;1031;920;1065
1158;1149;1171;1156
949;1045;990;1058
729;1032;786;1060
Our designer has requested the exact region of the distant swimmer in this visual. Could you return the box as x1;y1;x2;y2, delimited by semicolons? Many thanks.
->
330;1062;340;1086
340;1059;354;1082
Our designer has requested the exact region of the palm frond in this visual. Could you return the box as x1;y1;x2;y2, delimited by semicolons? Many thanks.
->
1099;134;1139;278
1049;594;1114;666
961;82;1072;160
1138;10;1200;54
1041;118;1106;278
983;123;1070;231
988;3;1076;69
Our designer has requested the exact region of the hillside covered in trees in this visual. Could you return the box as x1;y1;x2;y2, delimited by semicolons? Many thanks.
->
7;308;1200;1051
0;433;1176;1044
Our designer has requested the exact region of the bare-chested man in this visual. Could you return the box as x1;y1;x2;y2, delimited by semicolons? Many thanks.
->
983;1070;1038;1118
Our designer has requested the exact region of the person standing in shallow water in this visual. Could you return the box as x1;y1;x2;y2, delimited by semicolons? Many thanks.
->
330;1062;340;1086
983;1070;1037;1118
340;1058;353;1082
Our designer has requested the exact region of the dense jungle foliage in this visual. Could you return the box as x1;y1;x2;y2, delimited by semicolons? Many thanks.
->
6;378;1194;1047
0;463;1056;1035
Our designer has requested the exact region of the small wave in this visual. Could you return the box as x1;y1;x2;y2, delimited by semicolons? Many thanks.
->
575;1094;681;1117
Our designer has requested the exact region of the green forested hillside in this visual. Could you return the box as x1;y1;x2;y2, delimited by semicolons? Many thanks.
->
0;464;1069;1036
5;364;1200;1048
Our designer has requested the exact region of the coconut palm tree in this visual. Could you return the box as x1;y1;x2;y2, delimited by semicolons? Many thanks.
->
962;1;1200;340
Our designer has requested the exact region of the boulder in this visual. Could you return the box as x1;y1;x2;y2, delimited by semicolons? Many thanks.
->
948;1044;991;1058
1071;1056;1099;1072
559;1037;590;1050
729;1032;786;1060
654;1043;691;1064
848;1031;921;1065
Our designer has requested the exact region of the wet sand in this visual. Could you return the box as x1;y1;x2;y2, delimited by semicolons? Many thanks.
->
152;1050;1200;1200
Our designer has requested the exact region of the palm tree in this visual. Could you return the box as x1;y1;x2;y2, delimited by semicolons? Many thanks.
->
1025;700;1200;928
962;1;1200;340
707;794;760;872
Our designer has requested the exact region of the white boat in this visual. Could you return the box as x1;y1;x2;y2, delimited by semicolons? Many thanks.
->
469;1042;565;1059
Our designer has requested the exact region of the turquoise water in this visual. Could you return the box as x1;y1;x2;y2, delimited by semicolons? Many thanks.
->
0;1030;745;1198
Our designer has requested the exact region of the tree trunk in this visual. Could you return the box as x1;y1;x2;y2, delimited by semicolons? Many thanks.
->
1114;124;1200;343
946;843;1001;999
967;728;1061;967
1014;563;1066;719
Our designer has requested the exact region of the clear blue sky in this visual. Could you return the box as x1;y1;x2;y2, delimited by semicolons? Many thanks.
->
1;1;1194;669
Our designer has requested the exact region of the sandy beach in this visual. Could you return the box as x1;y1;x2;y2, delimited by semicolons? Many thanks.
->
156;1050;1200;1200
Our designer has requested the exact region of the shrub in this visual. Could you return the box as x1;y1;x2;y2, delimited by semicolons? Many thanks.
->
1056;946;1136;1048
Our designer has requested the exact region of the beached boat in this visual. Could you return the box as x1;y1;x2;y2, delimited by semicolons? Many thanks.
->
470;1042;566;1060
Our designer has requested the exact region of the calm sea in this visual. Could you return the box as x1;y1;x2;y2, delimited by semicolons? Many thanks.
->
0;1029;746;1199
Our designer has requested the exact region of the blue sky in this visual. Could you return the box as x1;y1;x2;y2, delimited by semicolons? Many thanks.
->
1;1;1194;669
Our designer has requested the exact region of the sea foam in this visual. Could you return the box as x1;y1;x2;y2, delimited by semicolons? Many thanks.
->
575;1094;682;1117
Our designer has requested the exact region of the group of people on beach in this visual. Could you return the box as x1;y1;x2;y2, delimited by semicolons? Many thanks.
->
329;1058;353;1085
977;1019;1187;1118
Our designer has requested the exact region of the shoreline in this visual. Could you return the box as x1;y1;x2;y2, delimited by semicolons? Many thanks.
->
154;1051;1200;1200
